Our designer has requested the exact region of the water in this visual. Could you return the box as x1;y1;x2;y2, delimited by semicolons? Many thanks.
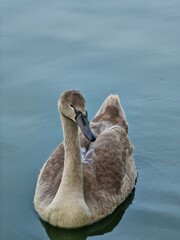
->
1;0;180;239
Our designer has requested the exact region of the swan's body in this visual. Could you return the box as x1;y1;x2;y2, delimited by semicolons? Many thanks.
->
34;90;137;228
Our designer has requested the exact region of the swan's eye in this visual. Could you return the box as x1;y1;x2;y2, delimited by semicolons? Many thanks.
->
70;104;77;114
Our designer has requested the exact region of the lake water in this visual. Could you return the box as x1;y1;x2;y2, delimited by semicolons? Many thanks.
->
1;0;180;239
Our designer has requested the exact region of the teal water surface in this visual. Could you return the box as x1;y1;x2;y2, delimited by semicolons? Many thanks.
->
1;0;180;239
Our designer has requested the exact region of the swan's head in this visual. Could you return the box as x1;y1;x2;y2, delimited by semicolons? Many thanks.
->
58;90;96;142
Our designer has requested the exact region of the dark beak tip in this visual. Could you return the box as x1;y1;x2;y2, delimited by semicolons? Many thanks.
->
87;129;96;142
90;135;96;142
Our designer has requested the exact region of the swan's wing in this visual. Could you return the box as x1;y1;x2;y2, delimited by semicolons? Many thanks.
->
92;94;128;133
83;126;132;193
34;144;64;209
82;125;137;216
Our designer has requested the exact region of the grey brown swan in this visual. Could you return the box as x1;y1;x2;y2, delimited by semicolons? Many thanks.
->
34;90;137;228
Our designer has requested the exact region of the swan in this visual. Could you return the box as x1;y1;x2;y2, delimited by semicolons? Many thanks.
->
34;90;137;229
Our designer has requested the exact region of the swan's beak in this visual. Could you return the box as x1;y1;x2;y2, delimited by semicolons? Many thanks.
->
75;112;96;142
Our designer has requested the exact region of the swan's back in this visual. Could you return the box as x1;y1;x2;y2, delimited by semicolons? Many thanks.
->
34;94;137;223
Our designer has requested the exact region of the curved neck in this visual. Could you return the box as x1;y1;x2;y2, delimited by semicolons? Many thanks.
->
58;114;83;196
62;114;81;161
48;114;92;227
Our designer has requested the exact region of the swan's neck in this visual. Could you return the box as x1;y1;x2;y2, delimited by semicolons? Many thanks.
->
60;114;83;194
47;114;92;227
